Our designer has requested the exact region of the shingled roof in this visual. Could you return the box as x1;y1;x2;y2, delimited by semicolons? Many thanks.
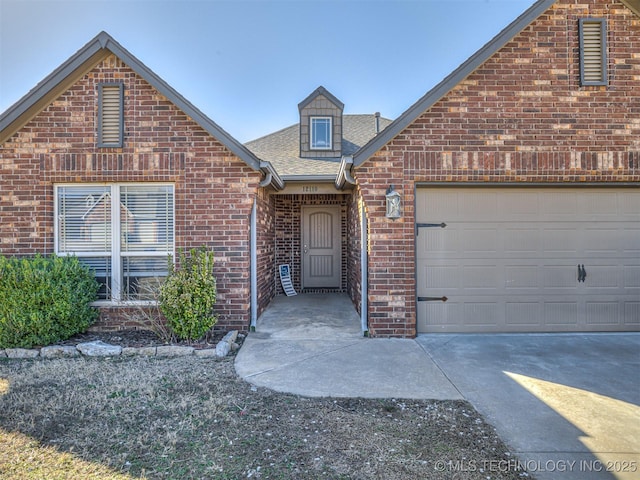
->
246;114;392;178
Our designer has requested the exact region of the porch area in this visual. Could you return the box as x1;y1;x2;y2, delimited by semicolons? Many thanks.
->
235;293;459;399
253;293;362;339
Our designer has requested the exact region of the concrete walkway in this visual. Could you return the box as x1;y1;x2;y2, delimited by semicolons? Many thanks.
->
235;293;460;399
235;294;640;480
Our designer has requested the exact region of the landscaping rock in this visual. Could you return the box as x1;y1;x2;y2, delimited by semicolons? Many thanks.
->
215;341;231;357
6;348;40;359
156;345;194;357
76;341;122;357
122;346;157;357
194;348;218;358
221;330;238;344
0;350;6;358
215;330;239;357
40;345;80;358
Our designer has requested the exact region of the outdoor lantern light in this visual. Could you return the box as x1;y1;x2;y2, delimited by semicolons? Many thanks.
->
385;185;401;219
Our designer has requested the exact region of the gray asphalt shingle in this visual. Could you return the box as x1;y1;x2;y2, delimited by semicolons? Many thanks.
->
245;114;392;177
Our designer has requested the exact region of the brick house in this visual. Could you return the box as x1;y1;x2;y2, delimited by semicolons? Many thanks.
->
0;33;284;331
341;0;640;336
1;0;638;337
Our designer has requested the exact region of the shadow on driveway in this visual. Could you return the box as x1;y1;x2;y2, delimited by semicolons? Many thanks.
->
417;333;640;480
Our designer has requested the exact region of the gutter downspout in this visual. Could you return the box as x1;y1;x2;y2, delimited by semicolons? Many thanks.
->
250;198;258;331
336;155;356;190
361;201;368;336
259;161;285;190
259;171;272;188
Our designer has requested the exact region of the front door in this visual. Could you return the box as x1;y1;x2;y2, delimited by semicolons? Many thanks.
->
302;206;341;288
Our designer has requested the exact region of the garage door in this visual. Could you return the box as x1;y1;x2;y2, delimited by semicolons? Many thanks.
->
416;187;640;333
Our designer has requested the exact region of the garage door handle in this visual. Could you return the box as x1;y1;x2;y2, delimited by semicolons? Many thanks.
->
578;264;587;283
415;223;447;235
418;296;448;302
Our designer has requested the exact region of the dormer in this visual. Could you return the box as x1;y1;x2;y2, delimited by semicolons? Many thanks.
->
298;86;344;158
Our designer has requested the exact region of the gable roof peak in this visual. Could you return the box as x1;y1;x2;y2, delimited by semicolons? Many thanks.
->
0;30;283;189
298;86;344;111
352;0;557;167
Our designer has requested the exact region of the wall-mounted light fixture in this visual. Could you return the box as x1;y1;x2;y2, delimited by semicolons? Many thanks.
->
385;185;401;219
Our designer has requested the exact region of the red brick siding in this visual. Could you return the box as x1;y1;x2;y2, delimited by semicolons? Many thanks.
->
346;190;362;315
356;0;640;338
0;54;261;332
256;188;276;317
273;194;349;295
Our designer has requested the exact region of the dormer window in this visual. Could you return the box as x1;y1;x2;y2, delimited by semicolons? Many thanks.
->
310;117;332;150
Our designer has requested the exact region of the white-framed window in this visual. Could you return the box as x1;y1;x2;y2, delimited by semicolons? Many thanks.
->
310;117;332;150
55;184;174;303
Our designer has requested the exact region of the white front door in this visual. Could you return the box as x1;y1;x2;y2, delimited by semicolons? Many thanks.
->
302;206;341;288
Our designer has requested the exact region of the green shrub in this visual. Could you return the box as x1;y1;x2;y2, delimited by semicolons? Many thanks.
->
159;247;218;341
0;254;100;349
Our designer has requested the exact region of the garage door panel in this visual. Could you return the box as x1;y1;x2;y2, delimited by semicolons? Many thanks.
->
623;228;640;254
540;191;579;217
462;264;500;290
461;228;499;254
504;191;540;216
625;303;640;325
621;195;640;216
505;302;542;326
505;265;538;289
416;187;639;333
505;228;540;254
543;229;579;255
543;264;580;289
420;303;462;329
624;266;640;288
586;301;620;326
423;264;459;290
583;227;623;254
418;228;458;256
584;264;621;289
585;192;619;216
460;192;498;220
544;302;579;325
463;303;500;326
418;190;459;219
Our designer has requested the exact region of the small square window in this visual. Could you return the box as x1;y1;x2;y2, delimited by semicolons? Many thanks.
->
310;117;332;150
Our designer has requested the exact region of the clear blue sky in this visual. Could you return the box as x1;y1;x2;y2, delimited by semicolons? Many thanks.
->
1;0;534;143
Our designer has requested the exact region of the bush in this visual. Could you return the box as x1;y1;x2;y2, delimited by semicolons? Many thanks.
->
159;247;218;341
0;254;100;348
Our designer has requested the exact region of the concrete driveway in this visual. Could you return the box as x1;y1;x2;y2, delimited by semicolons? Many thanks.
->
418;333;640;480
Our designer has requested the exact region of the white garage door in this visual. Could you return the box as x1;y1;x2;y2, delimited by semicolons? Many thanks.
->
416;187;640;333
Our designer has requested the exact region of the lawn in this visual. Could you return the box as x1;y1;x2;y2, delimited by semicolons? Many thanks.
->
0;355;530;479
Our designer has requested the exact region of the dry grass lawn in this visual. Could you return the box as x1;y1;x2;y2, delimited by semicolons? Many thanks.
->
0;355;531;479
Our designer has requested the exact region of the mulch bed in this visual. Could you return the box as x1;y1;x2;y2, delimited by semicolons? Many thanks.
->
57;328;242;351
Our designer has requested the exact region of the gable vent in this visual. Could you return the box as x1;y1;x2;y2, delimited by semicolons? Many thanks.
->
98;83;123;147
579;19;607;86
